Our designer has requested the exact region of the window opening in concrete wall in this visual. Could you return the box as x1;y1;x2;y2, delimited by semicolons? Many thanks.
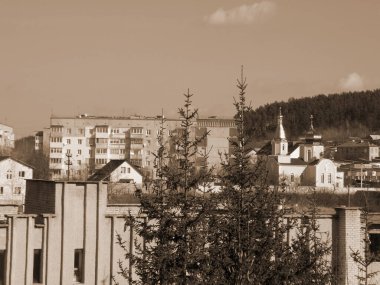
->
0;250;5;285
33;249;42;283
74;249;84;283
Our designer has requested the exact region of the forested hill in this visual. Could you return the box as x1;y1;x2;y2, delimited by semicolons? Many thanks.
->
245;89;380;142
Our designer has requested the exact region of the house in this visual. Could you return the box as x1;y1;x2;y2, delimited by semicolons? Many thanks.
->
0;180;376;284
261;110;342;189
0;156;33;201
335;140;379;162
88;159;143;185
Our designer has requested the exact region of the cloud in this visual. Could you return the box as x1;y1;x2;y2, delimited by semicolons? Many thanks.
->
339;72;364;91
205;1;276;25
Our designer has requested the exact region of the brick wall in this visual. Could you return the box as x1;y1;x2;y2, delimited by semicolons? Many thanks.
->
336;207;361;285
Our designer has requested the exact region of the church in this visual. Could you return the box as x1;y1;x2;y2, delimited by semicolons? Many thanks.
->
260;109;344;189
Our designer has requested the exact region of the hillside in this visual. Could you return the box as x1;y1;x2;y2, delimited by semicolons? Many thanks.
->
246;89;380;142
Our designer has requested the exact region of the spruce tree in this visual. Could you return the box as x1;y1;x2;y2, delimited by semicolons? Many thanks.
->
116;89;215;284
206;69;334;284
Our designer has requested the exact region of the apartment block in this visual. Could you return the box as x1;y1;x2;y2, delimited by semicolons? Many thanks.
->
41;115;236;180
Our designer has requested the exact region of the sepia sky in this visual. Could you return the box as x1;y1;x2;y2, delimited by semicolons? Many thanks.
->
1;0;380;138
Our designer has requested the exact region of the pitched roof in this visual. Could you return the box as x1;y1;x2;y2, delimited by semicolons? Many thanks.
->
338;141;377;148
87;160;141;181
0;156;34;169
289;158;308;166
256;141;272;155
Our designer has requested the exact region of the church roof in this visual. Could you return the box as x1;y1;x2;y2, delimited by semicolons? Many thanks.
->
274;108;286;140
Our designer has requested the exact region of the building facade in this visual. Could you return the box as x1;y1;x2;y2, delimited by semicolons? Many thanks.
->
0;180;377;284
0;157;33;204
0;124;14;151
40;115;235;180
264;111;343;189
336;140;379;162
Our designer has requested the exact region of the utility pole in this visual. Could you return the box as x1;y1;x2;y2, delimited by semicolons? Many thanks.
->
65;152;73;181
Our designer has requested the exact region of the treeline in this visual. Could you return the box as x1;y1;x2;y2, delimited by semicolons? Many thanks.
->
12;136;49;179
246;89;380;141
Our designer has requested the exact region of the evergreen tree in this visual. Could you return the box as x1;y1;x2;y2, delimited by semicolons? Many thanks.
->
116;89;215;284
207;69;334;284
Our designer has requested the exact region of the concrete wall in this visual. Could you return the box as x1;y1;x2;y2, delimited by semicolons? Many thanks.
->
1;180;379;284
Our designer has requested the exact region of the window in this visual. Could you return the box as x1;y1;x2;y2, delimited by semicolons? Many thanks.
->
95;158;107;165
110;149;119;154
19;171;25;178
370;233;380;261
74;249;84;283
67;139;71;145
290;174;294;182
321;174;324;183
33;249;42;283
50;158;62;164
51;148;62;153
66;149;71;154
328;174;332;184
131;128;143;134
0;187;3;195
51;126;62;133
78;149;82;155
96;138;108;144
78;139;82;145
127;167;131;174
78;128;84;135
146;129;151;135
77;160;81;166
6;170;12;180
0;250;5;285
67;128;71;134
96;148;107;154
50;137;62;143
96;126;108;133
14;187;21;195
111;128;119;134
121;167;126;174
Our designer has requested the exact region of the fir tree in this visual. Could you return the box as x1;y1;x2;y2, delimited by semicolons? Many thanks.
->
207;68;334;284
116;89;215;284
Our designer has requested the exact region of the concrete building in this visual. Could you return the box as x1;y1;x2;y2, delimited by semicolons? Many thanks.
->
40;115;236;180
0;156;33;204
0;124;14;151
0;180;377;284
336;140;379;162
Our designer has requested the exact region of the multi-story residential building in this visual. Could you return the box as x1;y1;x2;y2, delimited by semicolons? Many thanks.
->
41;115;236;180
34;131;43;152
0;123;15;151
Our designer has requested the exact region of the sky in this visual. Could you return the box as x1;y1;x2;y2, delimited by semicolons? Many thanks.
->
1;0;380;138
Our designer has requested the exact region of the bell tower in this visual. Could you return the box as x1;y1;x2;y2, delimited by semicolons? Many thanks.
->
271;107;288;156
